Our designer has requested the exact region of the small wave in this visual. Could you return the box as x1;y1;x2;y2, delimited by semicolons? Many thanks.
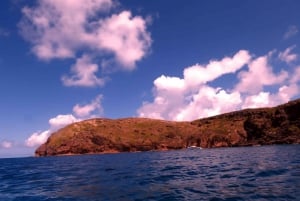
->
0;145;299;201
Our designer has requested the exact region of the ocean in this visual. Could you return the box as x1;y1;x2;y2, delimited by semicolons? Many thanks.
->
0;145;299;201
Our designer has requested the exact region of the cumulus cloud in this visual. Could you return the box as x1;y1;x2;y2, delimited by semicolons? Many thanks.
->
138;49;300;121
25;95;104;147
139;51;251;120
25;114;79;147
241;84;299;109
62;55;106;87
241;92;271;109
284;25;298;40
0;140;13;149
73;95;103;117
138;50;251;121
154;75;186;93
174;87;242;121
25;130;51;147
183;50;251;88
96;11;152;69
291;66;300;84
235;55;288;94
277;84;299;102
19;0;113;60
48;114;79;130
279;46;298;64
19;0;152;87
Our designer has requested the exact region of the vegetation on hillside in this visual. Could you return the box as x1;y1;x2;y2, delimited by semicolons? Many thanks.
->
36;99;300;156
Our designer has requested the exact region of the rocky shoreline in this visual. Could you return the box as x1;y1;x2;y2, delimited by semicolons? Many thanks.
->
35;99;300;156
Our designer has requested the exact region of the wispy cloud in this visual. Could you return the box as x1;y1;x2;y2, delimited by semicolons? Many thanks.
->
284;25;298;40
138;48;300;121
278;45;298;64
73;95;103;117
19;0;152;87
62;55;107;87
0;140;13;149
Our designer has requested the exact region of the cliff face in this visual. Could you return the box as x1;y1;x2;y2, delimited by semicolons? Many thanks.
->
35;99;300;156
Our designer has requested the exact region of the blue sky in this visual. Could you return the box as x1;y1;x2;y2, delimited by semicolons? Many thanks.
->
1;0;300;158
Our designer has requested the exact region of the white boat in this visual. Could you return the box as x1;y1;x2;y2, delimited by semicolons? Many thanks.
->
187;146;203;149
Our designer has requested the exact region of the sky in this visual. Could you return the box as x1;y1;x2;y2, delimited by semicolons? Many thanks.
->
1;0;300;158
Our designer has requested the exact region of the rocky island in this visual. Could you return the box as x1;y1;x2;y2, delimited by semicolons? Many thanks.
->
35;99;300;156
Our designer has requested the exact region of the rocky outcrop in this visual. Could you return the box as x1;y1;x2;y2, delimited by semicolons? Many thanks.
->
35;99;300;156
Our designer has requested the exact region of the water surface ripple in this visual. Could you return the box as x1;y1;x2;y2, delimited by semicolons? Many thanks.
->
0;145;299;200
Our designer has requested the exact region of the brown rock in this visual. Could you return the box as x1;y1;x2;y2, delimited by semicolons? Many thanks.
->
35;99;300;156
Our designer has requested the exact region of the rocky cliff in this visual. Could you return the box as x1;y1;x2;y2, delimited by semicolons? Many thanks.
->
35;99;300;156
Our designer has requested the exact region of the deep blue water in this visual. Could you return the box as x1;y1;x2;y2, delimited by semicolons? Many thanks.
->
0;145;300;201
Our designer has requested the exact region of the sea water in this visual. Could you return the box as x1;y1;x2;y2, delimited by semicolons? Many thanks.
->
0;145;299;201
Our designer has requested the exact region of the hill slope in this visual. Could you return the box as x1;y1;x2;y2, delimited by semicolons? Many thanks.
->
35;99;300;156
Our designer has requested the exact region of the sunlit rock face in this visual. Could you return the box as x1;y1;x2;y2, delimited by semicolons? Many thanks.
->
36;99;300;156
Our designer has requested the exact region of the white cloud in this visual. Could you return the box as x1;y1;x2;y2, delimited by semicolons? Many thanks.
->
242;83;299;109
96;11;152;69
25;95;104;147
25;130;50;147
49;114;79;130
279;46;298;64
73;95;103;117
152;50;250;94
19;0;152;85
183;50;251;88
26;114;80;147
138;49;300;121
138;50;250;121
154;75;186;92
25;114;80;148
19;0;113;60
174;87;242;121
1;140;13;149
242;92;271;109
291;66;300;84
235;55;288;94
62;55;106;87
277;84;299;102
284;25;298;40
